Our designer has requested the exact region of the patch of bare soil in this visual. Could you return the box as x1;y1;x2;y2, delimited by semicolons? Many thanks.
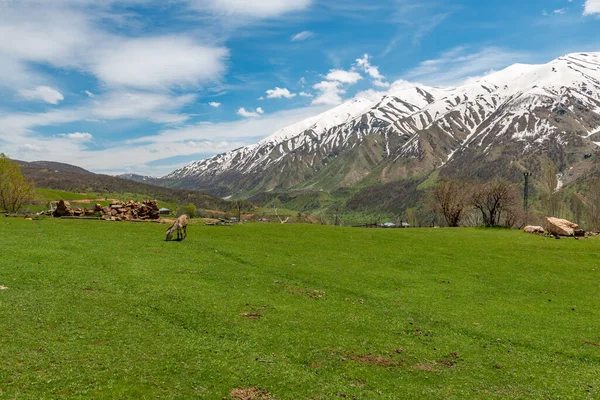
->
412;353;460;372
350;354;399;367
230;387;271;400
412;363;436;372
584;340;600;347
290;288;326;300
240;313;261;319
438;352;460;367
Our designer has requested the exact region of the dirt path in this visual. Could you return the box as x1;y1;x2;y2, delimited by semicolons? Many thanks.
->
62;198;120;204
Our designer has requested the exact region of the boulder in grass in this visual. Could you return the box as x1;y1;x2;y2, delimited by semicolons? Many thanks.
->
546;217;579;236
524;225;545;234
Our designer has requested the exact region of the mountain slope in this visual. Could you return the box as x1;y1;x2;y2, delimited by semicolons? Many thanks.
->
164;52;600;198
18;160;235;211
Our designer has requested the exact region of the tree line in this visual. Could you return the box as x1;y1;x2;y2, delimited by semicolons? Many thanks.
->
430;175;600;231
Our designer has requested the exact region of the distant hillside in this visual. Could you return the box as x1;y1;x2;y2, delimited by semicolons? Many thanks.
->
17;160;239;212
117;173;161;185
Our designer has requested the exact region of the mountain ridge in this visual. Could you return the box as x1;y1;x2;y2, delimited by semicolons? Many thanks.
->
154;52;600;198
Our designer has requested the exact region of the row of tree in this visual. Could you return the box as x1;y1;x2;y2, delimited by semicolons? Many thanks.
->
431;176;600;231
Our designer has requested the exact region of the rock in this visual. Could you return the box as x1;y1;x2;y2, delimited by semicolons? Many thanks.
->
524;225;545;234
546;217;580;237
574;229;585;237
53;200;74;217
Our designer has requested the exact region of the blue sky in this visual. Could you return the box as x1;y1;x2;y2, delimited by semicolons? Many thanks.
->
1;0;599;176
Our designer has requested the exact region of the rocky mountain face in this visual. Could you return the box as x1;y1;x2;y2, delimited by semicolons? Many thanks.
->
162;53;600;198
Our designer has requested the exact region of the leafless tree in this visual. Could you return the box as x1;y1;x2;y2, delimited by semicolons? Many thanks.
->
569;193;585;226
471;179;519;227
586;178;600;231
432;179;469;227
540;164;564;217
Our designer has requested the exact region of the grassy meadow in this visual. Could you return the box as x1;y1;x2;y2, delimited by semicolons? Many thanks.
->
1;219;599;399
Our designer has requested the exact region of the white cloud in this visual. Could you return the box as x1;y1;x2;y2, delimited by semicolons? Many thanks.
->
93;37;228;90
60;132;93;141
19;86;64;104
543;8;567;16
237;107;263;118
403;46;530;86
4;104;331;176
0;91;195;144
84;90;95;98
312;81;345;105
266;87;297;99
299;92;313;97
0;4;229;93
291;31;315;41
355;54;389;88
19;143;46;153
130;104;329;146
190;0;313;18
584;0;600;15
91;91;196;123
209;102;221;107
325;69;363;84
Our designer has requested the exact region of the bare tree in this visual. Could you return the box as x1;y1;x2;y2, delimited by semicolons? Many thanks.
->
471;179;519;227
540;164;564;217
503;200;526;229
586;178;600;231
569;193;585;227
0;154;34;213
432;179;469;227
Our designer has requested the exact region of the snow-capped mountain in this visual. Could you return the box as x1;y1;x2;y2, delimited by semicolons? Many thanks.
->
164;53;600;196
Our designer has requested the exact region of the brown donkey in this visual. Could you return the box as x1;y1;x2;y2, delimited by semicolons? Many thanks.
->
166;214;189;241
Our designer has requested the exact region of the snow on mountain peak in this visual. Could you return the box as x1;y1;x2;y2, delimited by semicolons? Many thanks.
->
166;52;600;183
259;98;375;146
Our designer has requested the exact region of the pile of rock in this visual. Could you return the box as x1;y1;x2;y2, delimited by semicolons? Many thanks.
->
51;200;102;217
52;199;160;221
100;200;160;221
523;225;545;234
52;200;74;217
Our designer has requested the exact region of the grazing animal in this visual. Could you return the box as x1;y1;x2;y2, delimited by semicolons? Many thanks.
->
166;214;189;241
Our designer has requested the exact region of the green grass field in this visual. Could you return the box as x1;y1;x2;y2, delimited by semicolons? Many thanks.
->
1;219;599;399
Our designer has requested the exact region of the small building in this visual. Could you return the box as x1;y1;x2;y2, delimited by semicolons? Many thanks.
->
159;208;171;215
